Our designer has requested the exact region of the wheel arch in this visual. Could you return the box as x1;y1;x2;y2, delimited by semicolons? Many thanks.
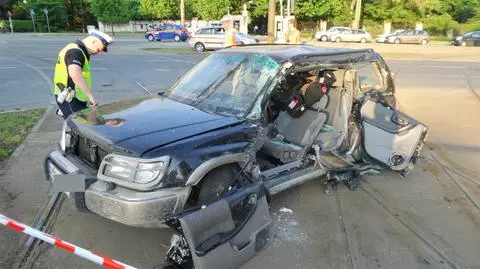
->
185;153;250;186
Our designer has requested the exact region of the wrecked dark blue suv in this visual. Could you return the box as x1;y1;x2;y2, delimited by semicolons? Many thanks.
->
45;45;428;229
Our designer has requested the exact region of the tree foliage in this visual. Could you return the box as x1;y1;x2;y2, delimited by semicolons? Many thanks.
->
296;0;352;25
194;0;230;20
139;0;179;19
90;0;138;24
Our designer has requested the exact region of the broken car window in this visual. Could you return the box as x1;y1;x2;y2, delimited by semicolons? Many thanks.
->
353;61;386;92
166;54;280;117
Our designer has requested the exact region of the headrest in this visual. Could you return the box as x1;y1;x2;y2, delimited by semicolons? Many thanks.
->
303;82;324;107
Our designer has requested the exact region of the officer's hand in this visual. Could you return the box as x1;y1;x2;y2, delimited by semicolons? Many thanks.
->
88;95;97;107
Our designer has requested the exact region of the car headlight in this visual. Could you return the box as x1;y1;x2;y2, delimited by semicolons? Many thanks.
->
60;121;71;152
99;154;170;189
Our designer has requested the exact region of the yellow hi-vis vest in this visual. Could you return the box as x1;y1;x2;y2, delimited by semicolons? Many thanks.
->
224;29;237;47
53;43;91;102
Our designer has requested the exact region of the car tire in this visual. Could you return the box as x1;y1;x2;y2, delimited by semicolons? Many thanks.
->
360;38;367;43
194;42;205;52
321;35;328;42
394;38;401;44
147;35;155;41
335;37;342;43
195;164;242;206
421;39;428;45
461;41;467;47
174;35;181;42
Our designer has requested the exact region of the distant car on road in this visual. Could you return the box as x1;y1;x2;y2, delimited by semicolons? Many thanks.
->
330;29;372;43
451;31;480;47
315;26;351;42
145;24;189;42
188;26;257;52
376;30;405;43
385;30;429;45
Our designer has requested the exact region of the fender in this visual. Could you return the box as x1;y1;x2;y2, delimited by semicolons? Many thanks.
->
185;153;250;186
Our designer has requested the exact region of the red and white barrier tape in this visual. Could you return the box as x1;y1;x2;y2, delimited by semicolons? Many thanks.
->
0;214;137;269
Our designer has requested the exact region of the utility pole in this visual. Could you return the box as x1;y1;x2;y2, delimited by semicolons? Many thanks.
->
267;0;276;43
180;0;185;29
353;0;362;29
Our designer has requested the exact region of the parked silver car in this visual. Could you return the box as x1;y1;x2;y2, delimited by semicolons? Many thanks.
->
376;30;405;43
330;29;372;43
188;26;258;52
315;26;351;42
385;30;429;45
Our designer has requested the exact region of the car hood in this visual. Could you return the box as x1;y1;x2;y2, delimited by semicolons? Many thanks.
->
69;96;244;156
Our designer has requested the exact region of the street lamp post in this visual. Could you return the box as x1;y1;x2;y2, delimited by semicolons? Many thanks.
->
29;8;36;33
44;8;51;33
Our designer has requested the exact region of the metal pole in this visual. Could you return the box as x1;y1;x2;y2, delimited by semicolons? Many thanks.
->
79;0;85;33
267;0;276;43
45;9;51;33
287;0;291;17
32;14;36;33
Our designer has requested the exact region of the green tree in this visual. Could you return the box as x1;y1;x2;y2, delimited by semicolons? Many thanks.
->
364;0;420;27
250;0;268;18
296;0;353;26
194;0;229;20
139;0;179;19
90;0;138;34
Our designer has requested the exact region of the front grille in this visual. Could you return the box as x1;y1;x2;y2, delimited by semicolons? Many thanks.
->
70;131;109;169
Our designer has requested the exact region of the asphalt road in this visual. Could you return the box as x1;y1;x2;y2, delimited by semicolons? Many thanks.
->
1;34;479;111
1;35;479;269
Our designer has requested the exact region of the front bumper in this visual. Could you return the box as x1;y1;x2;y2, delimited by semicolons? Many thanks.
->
45;150;191;228
376;37;386;43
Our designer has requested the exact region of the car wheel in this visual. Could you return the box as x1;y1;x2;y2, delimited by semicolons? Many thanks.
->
147;35;155;41
194;42;205;52
174;35;180;42
360;38;367;43
461;41;467;47
421;39;428;45
394;38;401;44
195;164;242;206
335;37;342;43
321;35;328;42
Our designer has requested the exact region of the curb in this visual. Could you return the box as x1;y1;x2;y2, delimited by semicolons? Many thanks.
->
11;105;56;159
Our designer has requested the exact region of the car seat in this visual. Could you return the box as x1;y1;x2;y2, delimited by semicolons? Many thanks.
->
261;82;329;163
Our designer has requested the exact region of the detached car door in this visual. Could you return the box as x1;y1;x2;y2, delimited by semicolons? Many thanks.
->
176;182;272;269
360;99;428;175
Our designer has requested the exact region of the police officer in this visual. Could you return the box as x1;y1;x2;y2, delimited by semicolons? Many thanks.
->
53;30;113;119
221;15;239;47
285;19;302;44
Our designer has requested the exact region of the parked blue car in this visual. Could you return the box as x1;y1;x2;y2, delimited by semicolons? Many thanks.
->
144;24;189;42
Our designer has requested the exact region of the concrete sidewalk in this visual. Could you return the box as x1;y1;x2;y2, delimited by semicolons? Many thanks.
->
0;107;62;268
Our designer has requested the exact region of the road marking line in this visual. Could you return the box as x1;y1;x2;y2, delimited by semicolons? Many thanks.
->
419;65;465;69
0;66;16;69
134;81;152;95
446;75;465;78
0;56;54;104
155;68;171;71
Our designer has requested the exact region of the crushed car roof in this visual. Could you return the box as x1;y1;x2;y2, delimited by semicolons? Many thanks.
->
218;44;377;63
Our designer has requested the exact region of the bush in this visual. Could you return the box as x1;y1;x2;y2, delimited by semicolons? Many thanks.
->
423;14;459;35
460;17;480;34
363;19;384;37
12;20;35;32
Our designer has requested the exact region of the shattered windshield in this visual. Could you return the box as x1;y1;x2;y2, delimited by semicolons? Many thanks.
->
166;53;280;117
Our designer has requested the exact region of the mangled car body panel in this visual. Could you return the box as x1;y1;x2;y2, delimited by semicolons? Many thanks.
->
45;45;428;232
